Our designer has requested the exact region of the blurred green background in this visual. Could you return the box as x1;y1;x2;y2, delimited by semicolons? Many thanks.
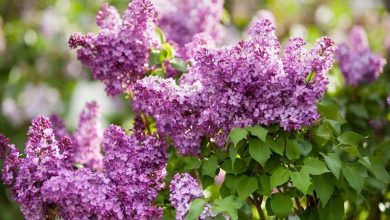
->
0;0;389;219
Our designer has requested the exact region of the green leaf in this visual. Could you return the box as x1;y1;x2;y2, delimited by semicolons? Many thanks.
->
270;193;293;217
317;102;345;122
366;157;390;183
150;68;165;77
302;157;329;175
183;157;202;171
224;174;238;193
319;196;344;220
249;138;271;166
286;139;300;160
312;174;334;207
149;49;165;66
290;170;312;194
155;27;166;43
342;164;367;193
201;176;214;188
220;159;247;175
270;166;290;188
321;153;342;179
325;120;342;135
269;138;285;155
201;156;218;177
258;174;271;196
229;128;248;147
212;196;243;220
170;58;188;72
185;198;206;220
311;124;332;146
349;104;369;119
163;209;176;220
229;145;238;165
297;139;312;156
265;197;275;216
337;131;364;146
237;175;258;200
247;126;268;142
341;146;361;157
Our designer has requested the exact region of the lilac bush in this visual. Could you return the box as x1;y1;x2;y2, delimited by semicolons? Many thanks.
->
336;26;386;85
2;0;389;220
133;19;335;155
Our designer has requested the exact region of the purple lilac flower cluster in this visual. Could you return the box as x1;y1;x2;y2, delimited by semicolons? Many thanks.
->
133;19;336;155
154;0;224;58
69;0;158;96
0;108;167;219
70;0;224;96
51;101;103;171
169;173;216;220
336;26;386;85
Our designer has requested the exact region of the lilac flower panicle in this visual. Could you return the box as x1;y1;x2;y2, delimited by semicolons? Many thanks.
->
336;26;386;85
132;76;205;155
0;134;20;185
41;169;123;220
155;0;224;59
169;173;216;220
103;125;167;219
50;101;103;170
49;114;69;140
133;19;335;154
96;3;122;31
9;116;64;220
72;101;103;171
69;0;158;96
1;112;169;219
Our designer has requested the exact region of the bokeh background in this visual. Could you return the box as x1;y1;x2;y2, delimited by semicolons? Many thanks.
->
0;0;389;219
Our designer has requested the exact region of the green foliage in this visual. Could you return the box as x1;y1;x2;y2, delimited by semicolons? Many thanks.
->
269;193;293;217
186;198;206;220
249;138;270;166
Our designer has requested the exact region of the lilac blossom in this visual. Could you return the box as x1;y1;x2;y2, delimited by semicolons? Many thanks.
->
133;19;335;153
103;125;167;219
154;0;225;59
41;169;123;220
2;117;65;220
169;173;216;220
1;114;168;219
69;0;158;96
132;76;205;155
336;26;386;85
50;101;103;171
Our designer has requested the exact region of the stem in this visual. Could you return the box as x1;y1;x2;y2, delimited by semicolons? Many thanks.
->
295;197;304;214
249;196;266;220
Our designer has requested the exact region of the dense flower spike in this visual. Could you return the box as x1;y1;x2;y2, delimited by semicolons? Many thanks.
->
72;101;103;170
132;76;205;155
336;26;386;85
154;0;224;58
134;19;335;152
0;134;20;185
1;112;168;219
169;173;216;220
51;101;103;170
7;117;64;220
41;169;123;220
69;0;158;96
103;125;167;219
